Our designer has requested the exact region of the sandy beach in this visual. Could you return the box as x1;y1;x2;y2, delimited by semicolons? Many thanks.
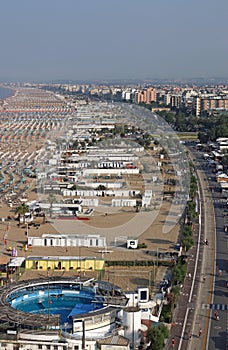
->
0;88;183;292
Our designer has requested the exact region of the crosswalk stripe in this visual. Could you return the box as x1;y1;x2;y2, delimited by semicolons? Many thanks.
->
212;198;226;203
201;304;228;310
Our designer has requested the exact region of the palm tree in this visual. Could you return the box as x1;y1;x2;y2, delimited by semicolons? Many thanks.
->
47;193;56;217
16;203;29;225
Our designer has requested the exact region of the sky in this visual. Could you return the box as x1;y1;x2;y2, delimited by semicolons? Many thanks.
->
0;0;227;82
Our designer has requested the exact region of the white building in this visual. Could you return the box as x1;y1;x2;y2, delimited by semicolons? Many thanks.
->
28;234;107;248
112;199;137;207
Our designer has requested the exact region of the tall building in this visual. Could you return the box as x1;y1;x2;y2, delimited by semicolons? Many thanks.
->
134;88;156;104
195;97;201;117
194;95;228;116
170;95;181;108
145;88;156;103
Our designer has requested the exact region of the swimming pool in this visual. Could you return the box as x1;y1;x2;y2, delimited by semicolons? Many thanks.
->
7;285;104;325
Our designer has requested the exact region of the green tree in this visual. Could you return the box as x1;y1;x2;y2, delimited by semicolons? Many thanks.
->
189;174;197;199
80;141;86;149
198;113;228;142
160;304;172;323
96;184;106;191
198;131;209;144
182;236;194;251
183;225;193;237
187;201;197;221
172;257;187;285
147;324;169;350
72;140;79;149
222;154;228;168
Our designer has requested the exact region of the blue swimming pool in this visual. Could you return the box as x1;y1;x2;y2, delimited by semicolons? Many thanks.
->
8;286;104;324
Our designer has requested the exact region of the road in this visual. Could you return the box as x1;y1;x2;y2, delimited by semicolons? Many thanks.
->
194;149;228;349
167;144;227;350
187;145;228;349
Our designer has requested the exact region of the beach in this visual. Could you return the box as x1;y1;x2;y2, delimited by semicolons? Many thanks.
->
0;87;182;292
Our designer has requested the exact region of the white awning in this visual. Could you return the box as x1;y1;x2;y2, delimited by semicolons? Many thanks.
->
8;257;25;267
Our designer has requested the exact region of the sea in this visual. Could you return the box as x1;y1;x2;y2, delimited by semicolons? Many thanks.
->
0;86;14;99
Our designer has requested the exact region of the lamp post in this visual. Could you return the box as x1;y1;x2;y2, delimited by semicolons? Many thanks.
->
153;262;156;287
156;247;159;266
148;270;151;292
26;222;29;239
79;245;81;273
82;319;85;350
47;270;50;321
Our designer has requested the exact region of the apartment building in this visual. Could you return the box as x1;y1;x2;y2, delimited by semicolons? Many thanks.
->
134;87;156;104
170;94;182;108
194;95;228;116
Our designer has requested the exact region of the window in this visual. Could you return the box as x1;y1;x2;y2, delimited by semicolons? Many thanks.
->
54;346;58;350
38;345;42;350
46;346;51;350
140;290;147;300
74;346;79;350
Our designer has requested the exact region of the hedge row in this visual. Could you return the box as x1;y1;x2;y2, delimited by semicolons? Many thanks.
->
105;260;175;267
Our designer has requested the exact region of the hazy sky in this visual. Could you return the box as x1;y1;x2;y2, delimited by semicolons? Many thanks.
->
1;0;227;82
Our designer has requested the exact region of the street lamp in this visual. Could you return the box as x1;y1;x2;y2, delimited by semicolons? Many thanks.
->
47;270;50;321
156;247;159;266
79;246;82;274
26;222;29;239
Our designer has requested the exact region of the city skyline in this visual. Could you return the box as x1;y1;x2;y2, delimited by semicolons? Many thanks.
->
0;0;228;82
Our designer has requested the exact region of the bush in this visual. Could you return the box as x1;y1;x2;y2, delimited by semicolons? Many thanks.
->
137;243;147;249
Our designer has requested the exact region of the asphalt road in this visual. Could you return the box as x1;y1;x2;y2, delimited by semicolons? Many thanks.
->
166;146;213;350
167;144;227;350
196;151;228;349
189;145;228;350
